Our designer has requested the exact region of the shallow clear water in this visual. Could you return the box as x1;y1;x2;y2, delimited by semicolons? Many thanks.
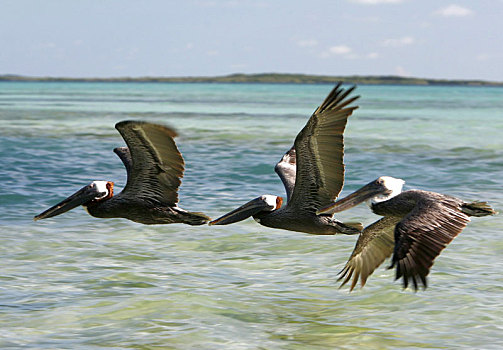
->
0;82;502;349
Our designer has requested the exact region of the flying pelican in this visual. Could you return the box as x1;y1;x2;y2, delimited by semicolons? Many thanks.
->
34;120;210;225
209;83;362;235
317;176;496;290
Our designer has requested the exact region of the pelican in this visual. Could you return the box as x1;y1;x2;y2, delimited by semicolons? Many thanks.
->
34;120;210;225
209;83;362;235
317;176;496;290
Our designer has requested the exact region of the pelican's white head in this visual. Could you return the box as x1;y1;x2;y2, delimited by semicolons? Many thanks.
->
253;195;283;223
91;181;112;200
261;194;283;211
369;176;405;205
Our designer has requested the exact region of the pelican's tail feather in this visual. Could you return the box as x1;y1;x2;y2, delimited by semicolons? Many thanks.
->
337;221;363;235
183;211;212;226
171;208;211;226
461;201;497;217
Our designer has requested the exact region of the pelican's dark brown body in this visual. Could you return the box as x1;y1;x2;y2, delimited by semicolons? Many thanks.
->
255;207;360;235
86;198;208;225
371;189;462;217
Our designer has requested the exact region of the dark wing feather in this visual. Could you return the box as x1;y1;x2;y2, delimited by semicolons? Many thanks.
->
274;146;296;203
338;216;400;291
287;83;359;213
390;192;470;290
114;120;183;206
113;147;133;179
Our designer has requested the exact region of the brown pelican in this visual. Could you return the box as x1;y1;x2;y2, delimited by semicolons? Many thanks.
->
317;176;496;290
209;83;363;235
34;120;210;225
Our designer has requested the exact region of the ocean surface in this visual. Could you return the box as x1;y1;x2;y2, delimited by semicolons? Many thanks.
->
0;81;502;349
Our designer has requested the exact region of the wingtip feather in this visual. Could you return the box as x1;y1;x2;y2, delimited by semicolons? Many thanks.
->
115;120;178;138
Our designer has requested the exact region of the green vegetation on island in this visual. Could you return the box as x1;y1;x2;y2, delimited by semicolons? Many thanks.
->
1;73;502;86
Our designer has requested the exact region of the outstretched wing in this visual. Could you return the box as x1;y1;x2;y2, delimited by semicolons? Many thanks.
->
390;191;470;290
287;83;359;213
114;120;183;206
338;216;399;291
274;146;296;203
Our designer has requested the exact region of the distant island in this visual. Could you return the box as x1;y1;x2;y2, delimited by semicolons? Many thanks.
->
1;73;502;86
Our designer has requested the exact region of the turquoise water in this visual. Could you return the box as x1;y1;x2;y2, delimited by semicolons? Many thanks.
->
0;82;502;349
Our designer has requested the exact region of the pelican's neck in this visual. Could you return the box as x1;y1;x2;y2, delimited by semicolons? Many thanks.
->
367;192;398;206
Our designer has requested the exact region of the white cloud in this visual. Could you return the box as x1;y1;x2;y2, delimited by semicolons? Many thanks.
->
319;45;378;60
319;46;351;59
329;45;352;55
434;4;473;17
350;0;403;4
381;36;415;47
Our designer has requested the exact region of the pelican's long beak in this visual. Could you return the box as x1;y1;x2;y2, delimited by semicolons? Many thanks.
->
34;184;106;221
209;196;281;226
317;182;385;215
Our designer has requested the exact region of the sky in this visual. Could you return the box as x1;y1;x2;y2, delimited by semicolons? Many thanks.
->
1;0;502;81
